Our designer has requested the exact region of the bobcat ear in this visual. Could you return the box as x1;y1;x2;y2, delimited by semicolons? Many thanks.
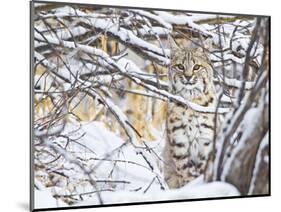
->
168;35;180;57
196;38;213;55
203;38;213;51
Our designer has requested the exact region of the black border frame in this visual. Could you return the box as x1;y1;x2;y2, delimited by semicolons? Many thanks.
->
30;1;271;211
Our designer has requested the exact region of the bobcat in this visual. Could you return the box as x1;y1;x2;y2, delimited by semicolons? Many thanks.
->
163;37;217;188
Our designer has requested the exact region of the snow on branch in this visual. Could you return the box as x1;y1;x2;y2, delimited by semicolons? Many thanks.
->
42;137;104;204
214;70;268;179
129;9;173;30
214;75;255;90
37;6;171;65
35;50;141;147
155;11;215;38
35;30;228;114
213;69;269;194
75;177;239;205
248;132;269;195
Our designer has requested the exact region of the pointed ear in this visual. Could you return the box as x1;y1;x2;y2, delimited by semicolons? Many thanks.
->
168;35;180;57
202;38;213;51
195;38;213;56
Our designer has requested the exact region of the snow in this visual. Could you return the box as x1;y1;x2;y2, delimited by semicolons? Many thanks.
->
35;121;164;207
216;76;255;90
49;6;170;65
36;31;227;114
137;26;171;37
36;25;89;41
75;177;239;206
248;132;269;194
116;56;169;88
138;80;230;114
220;93;265;181
155;11;215;37
103;96;139;145
189;14;235;22
130;9;173;30
35;119;240;208
87;18;168;57
35;188;68;209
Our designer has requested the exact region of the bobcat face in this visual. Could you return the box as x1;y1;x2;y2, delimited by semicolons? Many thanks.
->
170;50;212;99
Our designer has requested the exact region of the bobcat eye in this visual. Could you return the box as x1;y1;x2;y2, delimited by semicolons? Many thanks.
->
193;64;201;71
176;64;185;70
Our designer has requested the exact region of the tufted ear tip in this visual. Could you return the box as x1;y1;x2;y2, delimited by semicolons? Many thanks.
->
203;38;213;50
194;38;213;56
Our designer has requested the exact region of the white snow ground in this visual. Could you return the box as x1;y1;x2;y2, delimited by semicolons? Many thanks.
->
34;121;240;209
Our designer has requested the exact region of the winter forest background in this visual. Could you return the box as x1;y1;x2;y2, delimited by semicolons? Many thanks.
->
32;1;269;209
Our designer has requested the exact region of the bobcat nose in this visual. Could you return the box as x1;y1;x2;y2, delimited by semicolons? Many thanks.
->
184;70;193;79
185;76;192;81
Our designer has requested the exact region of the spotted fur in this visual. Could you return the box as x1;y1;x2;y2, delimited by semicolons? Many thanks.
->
163;38;217;188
